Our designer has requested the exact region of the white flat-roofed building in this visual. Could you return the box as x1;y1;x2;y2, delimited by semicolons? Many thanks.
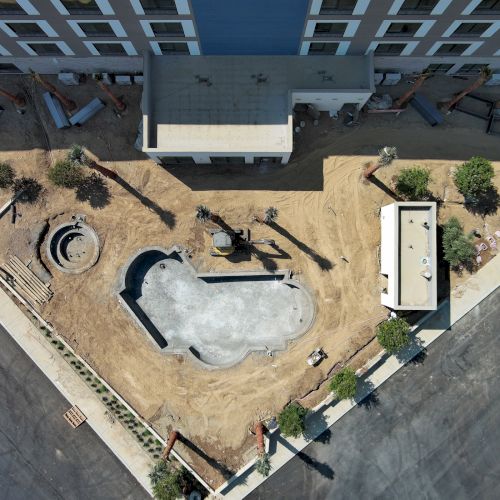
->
380;201;438;311
141;53;374;166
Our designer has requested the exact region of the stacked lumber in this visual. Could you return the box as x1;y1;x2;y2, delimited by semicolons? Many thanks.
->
0;256;52;306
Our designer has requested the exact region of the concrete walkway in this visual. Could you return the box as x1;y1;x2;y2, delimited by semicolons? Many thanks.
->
0;287;154;497
220;255;500;499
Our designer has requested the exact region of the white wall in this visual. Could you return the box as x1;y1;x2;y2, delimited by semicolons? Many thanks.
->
292;91;373;114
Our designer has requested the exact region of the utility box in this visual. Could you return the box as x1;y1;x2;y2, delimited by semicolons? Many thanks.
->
58;72;80;86
92;72;112;85
42;92;70;129
382;73;401;86
69;97;106;126
485;73;500;86
133;75;144;85
115;75;132;86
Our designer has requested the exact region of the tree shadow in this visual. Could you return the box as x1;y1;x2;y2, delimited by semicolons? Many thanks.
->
368;176;402;201
178;435;235;480
313;428;332;445
75;173;111;209
395;333;427;365
464;187;499;217
113;175;176;229
356;379;380;411
268;221;333;271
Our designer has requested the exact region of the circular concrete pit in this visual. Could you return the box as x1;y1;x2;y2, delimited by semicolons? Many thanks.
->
47;217;100;274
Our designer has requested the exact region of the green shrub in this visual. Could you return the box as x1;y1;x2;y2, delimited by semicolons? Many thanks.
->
442;217;475;267
454;157;494;201
149;461;185;500
255;453;272;477
0;162;15;189
329;367;357;400
377;318;410;354
396;167;431;200
277;403;308;438
48;160;84;188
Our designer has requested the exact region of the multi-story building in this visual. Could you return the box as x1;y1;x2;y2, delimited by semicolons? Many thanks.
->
0;0;498;75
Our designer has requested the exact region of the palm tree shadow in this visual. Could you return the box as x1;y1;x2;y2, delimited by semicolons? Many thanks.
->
113;175;176;229
268;221;333;271
178;435;235;480
369;176;402;201
251;243;291;272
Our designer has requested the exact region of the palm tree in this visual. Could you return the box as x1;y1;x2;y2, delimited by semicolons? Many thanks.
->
255;206;278;224
162;430;179;461
0;87;26;113
94;73;126;112
393;71;430;109
67;144;88;167
363;146;398;179
195;204;219;223
442;66;492;113
30;70;76;111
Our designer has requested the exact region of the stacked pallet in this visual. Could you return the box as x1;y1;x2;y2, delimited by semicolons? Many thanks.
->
0;256;52;306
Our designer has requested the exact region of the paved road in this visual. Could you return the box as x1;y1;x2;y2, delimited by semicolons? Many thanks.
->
250;288;500;500
0;324;149;500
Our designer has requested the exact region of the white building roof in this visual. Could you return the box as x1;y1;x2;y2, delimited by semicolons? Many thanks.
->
380;202;438;311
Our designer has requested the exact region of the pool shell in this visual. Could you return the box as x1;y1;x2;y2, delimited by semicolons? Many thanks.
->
46;218;100;274
117;245;316;369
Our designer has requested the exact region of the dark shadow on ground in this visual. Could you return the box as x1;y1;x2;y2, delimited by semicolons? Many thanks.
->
113;175;176;229
75;173;111;209
268;221;333;271
178;435;235;480
368;176;402;201
356;379;380;411
464;187;499;217
276;434;334;480
312;428;332;445
395;335;427;365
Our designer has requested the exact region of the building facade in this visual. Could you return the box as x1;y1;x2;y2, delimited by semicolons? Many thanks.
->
0;0;499;74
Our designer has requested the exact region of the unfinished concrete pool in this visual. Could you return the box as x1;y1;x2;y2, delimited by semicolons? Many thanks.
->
118;246;315;368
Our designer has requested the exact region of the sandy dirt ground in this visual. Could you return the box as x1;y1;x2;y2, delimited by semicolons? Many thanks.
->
0;74;499;488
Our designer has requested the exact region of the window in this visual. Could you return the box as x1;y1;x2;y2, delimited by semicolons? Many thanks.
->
425;63;453;73
456;63;489;74
374;43;407;55
385;22;422;36
6;22;46;36
0;62;22;73
91;42;127;55
27;43;64;55
0;1;25;14
308;42;339;54
139;0;177;14
398;0;438;14
160;156;195;166
254;157;282;165
313;22;347;37
209;157;246;165
158;42;189;54
472;0;500;14
60;0;101;14
78;22;115;37
150;22;184;36
435;43;470;55
451;22;491;36
319;0;356;14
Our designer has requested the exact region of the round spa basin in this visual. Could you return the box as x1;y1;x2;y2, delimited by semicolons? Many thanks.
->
47;218;100;274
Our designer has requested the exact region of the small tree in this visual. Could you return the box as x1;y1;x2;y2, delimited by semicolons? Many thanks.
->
12;177;43;204
149;461;185;500
255;453;271;477
454;157;494;202
67;144;88;167
277;403;308;438
0;162;15;188
396;167;431;200
377;318;410;354
48;160;84;188
442;217;475;267
329;367;357;400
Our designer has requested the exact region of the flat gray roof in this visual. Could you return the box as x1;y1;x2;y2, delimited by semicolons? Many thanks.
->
142;54;374;153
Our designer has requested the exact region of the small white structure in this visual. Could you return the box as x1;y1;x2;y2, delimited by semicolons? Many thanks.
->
380;202;437;311
141;53;374;166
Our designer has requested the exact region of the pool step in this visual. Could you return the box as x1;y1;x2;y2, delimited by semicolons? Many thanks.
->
0;256;53;307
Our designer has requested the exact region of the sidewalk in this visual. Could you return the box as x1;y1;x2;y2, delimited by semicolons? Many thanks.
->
220;255;500;499
0;286;154;497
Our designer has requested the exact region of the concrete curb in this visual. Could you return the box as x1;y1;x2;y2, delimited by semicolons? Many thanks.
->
219;255;500;499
